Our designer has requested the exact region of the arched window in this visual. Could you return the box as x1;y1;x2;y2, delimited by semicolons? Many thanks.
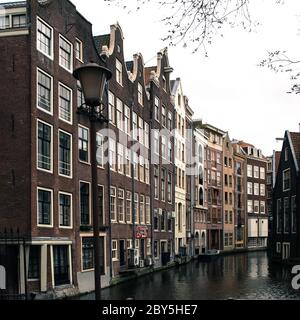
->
199;187;204;206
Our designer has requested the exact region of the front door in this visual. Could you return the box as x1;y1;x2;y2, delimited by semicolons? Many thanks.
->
53;245;70;286
119;240;126;267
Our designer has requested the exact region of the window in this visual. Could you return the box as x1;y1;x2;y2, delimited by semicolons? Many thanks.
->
117;143;124;174
28;246;40;280
167;172;172;203
276;242;281;254
78;126;89;163
125;148;131;177
112;240;118;261
134;193;139;224
59;83;72;123
168;140;172;162
254;166;259;179
138;83;143;106
154;166;159;200
77;82;84;108
37;17;53;58
109;139;116;171
161;169;166;201
140;195;145;224
146;238;151;255
260;167;265;180
199;187;204;206
284;197;290;233
82;238;94;271
225;211;228;224
110;187;117;222
116;59;123;85
247;165;252;177
59;192;72;228
285;148;288;161
276;199;282;233
133;152;138;180
138;117;144;145
126;191;132;223
37;68;52;113
145;158;150;184
139;156;145;182
154;96;160;121
96;133;104;168
124;105;130;135
75;38;83;61
260;184;265;196
108;91;116;125
144;122;149;148
217;153;221;164
254;183;259;196
146;196;150;224
292;196;297;233
0;15;10;29
37;188;53;226
162;105;166;127
161;136;166;159
118;189;125;223
37;120;52;172
162;76;167;90
168;112;172;130
254;200;259;214
80;182;90;225
59;35;73;71
161;212;166;231
283;169;291;191
260;201;265;214
154;130;159;155
12;14;26;28
59;130;72;177
247;200;253;213
116;98;124;131
154;240;159;258
132;112;138;140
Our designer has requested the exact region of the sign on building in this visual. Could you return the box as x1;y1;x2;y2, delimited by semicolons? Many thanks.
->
0;265;6;290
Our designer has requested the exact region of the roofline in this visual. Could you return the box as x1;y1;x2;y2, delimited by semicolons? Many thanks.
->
287;131;300;173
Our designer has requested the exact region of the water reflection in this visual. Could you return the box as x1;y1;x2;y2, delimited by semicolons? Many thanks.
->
78;251;300;300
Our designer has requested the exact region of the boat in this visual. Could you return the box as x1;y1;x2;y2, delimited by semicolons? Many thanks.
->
198;249;220;262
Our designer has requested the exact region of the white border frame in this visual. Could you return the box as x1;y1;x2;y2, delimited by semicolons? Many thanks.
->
36;16;54;61
59;33;73;73
36;119;53;174
79;180;92;226
36;67;53;116
37;187;54;228
58;191;73;229
78;124;90;165
58;129;73;179
58;82;73;125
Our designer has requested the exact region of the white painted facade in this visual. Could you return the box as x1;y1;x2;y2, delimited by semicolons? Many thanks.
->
172;79;187;255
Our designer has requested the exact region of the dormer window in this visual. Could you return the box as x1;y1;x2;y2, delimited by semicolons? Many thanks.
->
12;14;26;28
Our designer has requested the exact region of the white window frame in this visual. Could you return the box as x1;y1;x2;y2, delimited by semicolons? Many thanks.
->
254;166;259;179
78;125;90;165
283;169;291;192
116;59;123;86
276;242;281;254
118;188;125;223
37;187;53;228
254;183;259;196
124;105;130;135
247;165;252;178
58;82;73;125
110;186;117;222
36;67;53;115
59;34;73;73
58;191;73;229
254;200;259;214
108;91;116;125
247;182;253;195
36;16;53;60
260;184;265;197
75;38;83;62
112;240;118;261
247;200;253;214
58;129;73;179
37;119;53;174
116;98;124;132
154;96;160;122
138;83;143;106
260;201;265;214
260;167;265;180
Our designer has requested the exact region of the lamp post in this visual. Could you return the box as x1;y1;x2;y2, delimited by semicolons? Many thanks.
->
73;62;112;301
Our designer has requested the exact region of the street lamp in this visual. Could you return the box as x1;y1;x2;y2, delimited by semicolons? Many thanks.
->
73;62;112;301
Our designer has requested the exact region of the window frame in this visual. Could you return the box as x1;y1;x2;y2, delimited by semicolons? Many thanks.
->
59;34;73;73
37;119;53;174
36;16;54;60
79;181;91;226
37;187;53;228
36;67;53;115
58;129;73;179
58;191;73;229
78;125;90;164
58;82;73;125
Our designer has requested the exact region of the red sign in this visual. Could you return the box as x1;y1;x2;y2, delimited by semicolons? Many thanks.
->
136;226;148;239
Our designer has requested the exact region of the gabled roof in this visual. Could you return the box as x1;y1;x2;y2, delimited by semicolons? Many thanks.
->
288;131;300;172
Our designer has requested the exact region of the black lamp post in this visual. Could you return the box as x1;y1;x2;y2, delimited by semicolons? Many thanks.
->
73;62;112;301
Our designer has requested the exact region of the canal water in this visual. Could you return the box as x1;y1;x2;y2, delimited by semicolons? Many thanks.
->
78;251;300;300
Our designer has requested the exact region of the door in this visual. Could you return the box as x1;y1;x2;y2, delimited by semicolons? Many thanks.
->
119;240;126;267
53;245;70;286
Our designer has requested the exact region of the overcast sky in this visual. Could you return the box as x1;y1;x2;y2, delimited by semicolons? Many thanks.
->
7;0;300;155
